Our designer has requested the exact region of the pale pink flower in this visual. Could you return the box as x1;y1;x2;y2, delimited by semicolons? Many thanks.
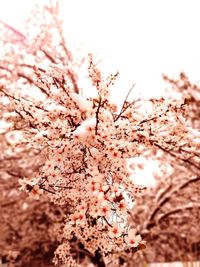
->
86;181;96;194
108;224;123;239
76;213;86;226
29;185;43;200
118;200;127;214
69;211;86;226
125;229;142;247
110;183;122;199
99;203;111;218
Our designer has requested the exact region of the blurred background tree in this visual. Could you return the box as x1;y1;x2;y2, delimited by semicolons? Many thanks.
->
127;73;200;266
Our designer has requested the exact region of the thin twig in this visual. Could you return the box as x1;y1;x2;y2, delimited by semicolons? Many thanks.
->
114;83;135;121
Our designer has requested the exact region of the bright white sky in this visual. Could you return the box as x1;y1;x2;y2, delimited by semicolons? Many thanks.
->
0;0;200;186
61;0;200;101
1;0;200;101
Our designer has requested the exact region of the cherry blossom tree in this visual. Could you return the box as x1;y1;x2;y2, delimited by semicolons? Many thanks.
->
1;1;199;267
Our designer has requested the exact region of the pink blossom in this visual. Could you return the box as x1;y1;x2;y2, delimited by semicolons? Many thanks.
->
99;203;111;218
125;229;142;247
108;224;123;239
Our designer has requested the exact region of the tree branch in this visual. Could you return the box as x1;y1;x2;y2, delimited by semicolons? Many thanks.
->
145;176;200;230
157;203;200;223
